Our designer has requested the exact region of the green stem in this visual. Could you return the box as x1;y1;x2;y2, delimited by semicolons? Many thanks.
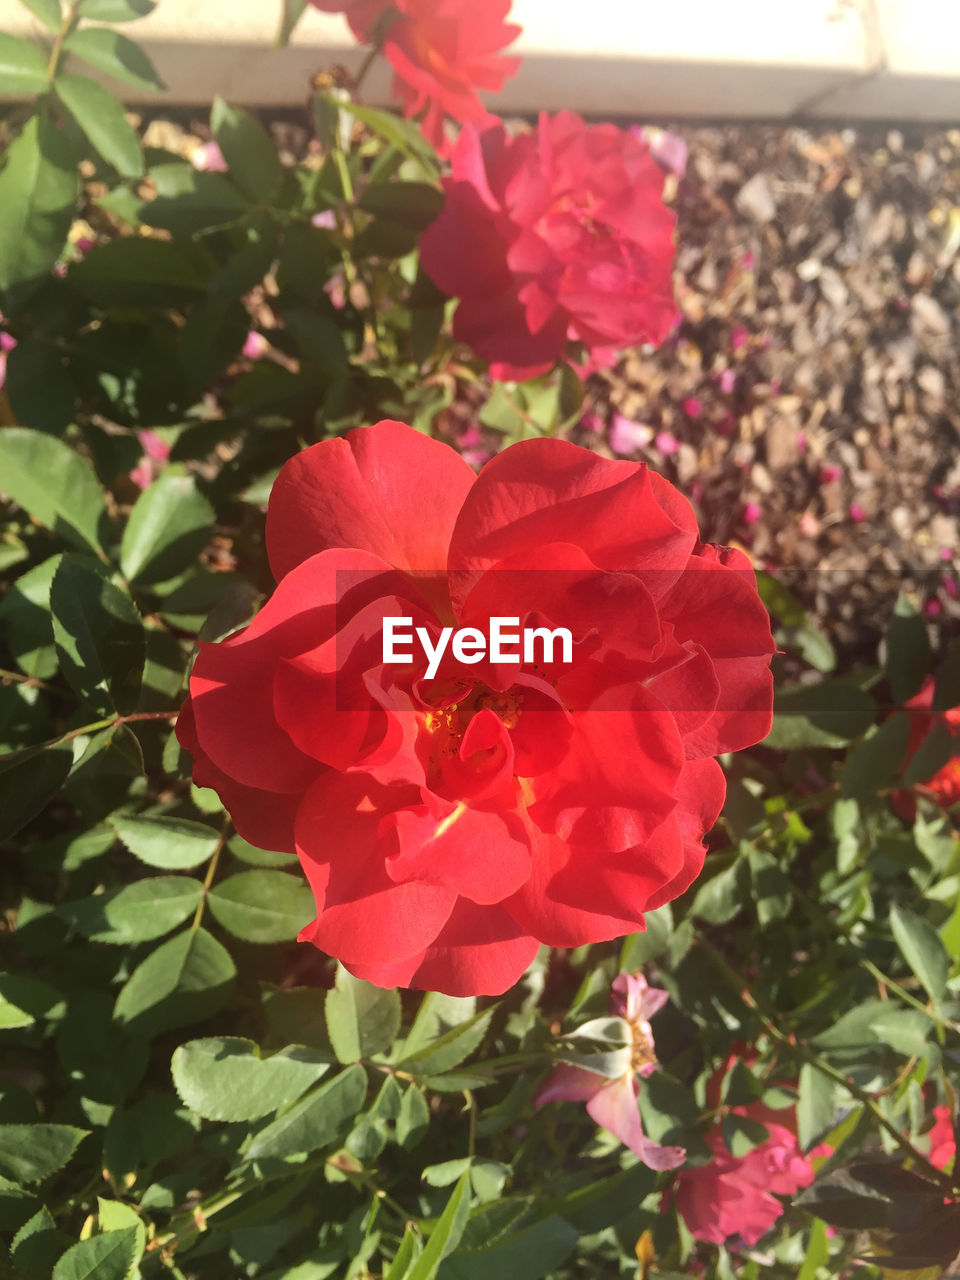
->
191;817;231;930
46;0;81;81
698;937;956;1194
463;1089;477;1159
0;709;179;768
0;667;58;693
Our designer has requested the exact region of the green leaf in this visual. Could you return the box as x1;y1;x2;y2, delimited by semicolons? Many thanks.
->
439;1214;578;1280
10;1205;71;1277
407;1171;471;1280
52;1227;138;1280
70;237;206;307
797;1218;830;1280
0;1124;87;1183
119;472;215;584
620;904;673;969
207;869;314;944
4;338;76;436
386;1225;422;1280
890;905;949;1003
0;32;50;94
357;182;443;231
54;74;143;178
96;1199;145;1268
325;97;439;179
171;1036;331;1122
0;115;79;289
0;428;106;553
0;555;60;680
796;1062;836;1150
51;556;144;716
840;712;911;799
765;679;877;750
885;594;931;705
398;1008;495;1078
275;0;307;45
78;0;156;19
140;162;248;235
211;97;281;203
18;0;62;31
245;1063;367;1160
110;813;220;870
63;27;163;90
933;639;960;712
113;926;236;1035
689;850;748;924
0;740;73;842
325;965;402;1063
903;720;955;787
60;876;202;944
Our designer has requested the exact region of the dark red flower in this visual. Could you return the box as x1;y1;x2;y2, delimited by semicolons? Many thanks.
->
177;420;774;996
308;0;522;147
892;678;960;817
419;112;677;381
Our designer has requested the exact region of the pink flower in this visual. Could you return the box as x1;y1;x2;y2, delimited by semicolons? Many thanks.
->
312;210;337;230
819;465;842;485
682;396;703;419
609;412;653;455
535;972;686;1171
718;369;736;394
129;430;171;492
630;125;688;179
731;325;749;352
848;502;866;523
0;329;15;391
929;1104;956;1171
420;112;677;382
192;141;228;172
243;331;269;361
654;430;679;456
742;501;762;526
458;423;494;468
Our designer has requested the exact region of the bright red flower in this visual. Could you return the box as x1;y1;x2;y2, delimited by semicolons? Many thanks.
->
929;1104;956;1172
419;112;677;381
177;420;774;996
893;678;960;817
308;0;522;147
673;1062;829;1246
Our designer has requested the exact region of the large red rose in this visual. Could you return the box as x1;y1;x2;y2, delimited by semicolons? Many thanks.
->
308;0;522;147
177;420;774;996
419;112;677;381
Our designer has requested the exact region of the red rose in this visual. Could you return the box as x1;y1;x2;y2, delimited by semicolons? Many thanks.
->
419;112;677;381
177;420;774;996
892;677;960;818
308;0;522;147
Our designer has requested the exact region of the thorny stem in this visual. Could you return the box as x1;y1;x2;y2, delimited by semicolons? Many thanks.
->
0;710;178;767
698;936;957;1195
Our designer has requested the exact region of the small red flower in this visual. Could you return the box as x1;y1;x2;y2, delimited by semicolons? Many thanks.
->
419;112;677;381
177;421;774;996
895;678;960;814
928;1103;956;1172
308;0;522;147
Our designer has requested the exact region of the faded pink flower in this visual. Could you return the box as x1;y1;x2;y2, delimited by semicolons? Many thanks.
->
458;423;493;469
682;396;702;419
731;324;750;351
654;430;679;456
609;412;653;455
0;329;15;391
192;141;228;172
819;464;842;485
243;331;269;361
742;501;762;526
312;210;337;230
718;369;736;394
129;429;171;492
535;972;686;1171
848;502;866;523
630;125;688;179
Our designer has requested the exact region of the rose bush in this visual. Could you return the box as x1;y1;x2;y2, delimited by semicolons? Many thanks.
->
308;0;522;146
419;111;678;380
178;419;775;996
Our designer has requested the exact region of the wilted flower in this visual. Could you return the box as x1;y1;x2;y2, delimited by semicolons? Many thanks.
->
420;112;677;382
535;972;686;1170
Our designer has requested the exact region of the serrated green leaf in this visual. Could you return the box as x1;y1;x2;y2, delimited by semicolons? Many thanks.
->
78;0;155;19
890;905;949;1003
398;1008;495;1078
0;1124;87;1183
0;428;106;554
60;876;202;944
63;26;163;90
407;1170;471;1280
119;472;215;584
171;1036;330;1122
54;74;143;178
0;740;73;842
0;115;79;289
113;926;236;1035
0;32;50;93
211;97;281;203
245;1063;367;1160
10;1205;70;1277
52;1227;138;1280
325;965;402;1063
96;1199;145;1267
18;0;61;30
207;869;313;944
110;813;219;869
796;1062;836;1150
51;556;144;716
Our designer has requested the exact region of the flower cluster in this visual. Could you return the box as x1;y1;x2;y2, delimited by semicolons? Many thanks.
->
177;420;775;996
